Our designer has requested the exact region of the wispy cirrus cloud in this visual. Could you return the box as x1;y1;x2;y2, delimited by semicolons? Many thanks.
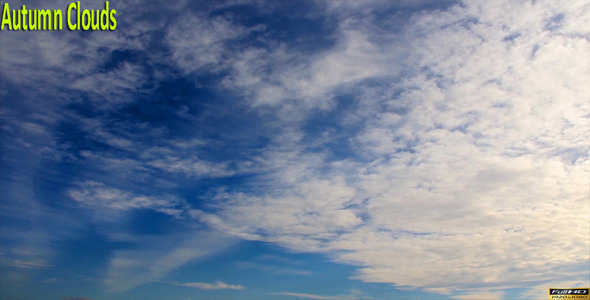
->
180;280;244;290
274;291;368;300
166;13;263;75
68;181;187;218
235;254;313;276
104;232;239;292
275;292;342;300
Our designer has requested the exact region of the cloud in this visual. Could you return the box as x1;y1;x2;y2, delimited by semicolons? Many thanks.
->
193;0;590;294
65;182;244;292
68;181;187;218
104;231;239;292
181;280;244;290
166;14;244;74
146;156;238;178
273;290;371;300
166;11;265;75
274;292;342;300
224;25;399;113
453;291;504;300
235;261;312;276
3;259;54;269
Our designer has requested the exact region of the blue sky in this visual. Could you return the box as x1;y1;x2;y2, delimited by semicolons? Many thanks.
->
1;0;589;299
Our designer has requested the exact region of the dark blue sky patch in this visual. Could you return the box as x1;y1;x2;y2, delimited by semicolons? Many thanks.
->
125;208;185;235
211;1;338;54
123;77;200;123
366;0;459;34
97;49;145;73
0;76;30;115
54;117;118;156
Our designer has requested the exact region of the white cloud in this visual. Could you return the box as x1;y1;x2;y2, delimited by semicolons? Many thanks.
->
68;181;187;218
166;13;260;74
194;0;590;295
274;290;369;300
146;156;238;178
275;292;341;300
236;261;312;276
69;62;149;104
224;23;402;114
453;291;504;300
181;280;244;290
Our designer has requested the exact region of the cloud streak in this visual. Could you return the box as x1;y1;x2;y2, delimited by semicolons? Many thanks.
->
104;231;239;292
274;292;342;300
180;280;244;290
68;181;187;218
